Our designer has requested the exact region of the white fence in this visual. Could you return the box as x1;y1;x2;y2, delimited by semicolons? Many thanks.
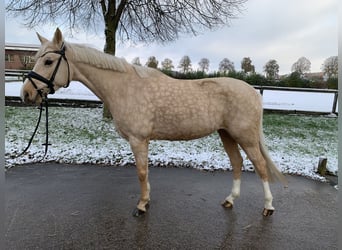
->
5;70;338;114
254;86;338;114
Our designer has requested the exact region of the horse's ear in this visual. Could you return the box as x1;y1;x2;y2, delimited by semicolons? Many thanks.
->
36;32;49;45
52;28;63;46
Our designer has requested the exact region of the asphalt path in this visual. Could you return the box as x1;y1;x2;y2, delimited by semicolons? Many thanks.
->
5;163;338;249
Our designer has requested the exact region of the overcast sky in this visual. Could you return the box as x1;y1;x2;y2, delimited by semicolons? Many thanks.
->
5;0;338;75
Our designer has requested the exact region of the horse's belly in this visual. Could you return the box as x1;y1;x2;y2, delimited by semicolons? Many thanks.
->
151;127;215;140
151;111;220;140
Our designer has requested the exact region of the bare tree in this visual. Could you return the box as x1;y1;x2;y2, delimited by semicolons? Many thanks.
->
6;0;247;55
178;55;192;74
6;0;247;117
161;58;174;71
145;56;159;68
219;58;235;74
322;56;338;79
291;57;311;75
263;59;279;80
198;58;210;73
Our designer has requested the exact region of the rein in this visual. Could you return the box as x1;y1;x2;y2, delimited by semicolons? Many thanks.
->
15;42;70;161
16;97;50;160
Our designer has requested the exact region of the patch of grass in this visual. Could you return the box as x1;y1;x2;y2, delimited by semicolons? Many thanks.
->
6;107;337;141
5;106;338;176
263;113;337;159
263;113;337;139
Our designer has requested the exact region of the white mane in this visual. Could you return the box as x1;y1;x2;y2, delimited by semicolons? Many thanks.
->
132;64;163;78
67;43;127;73
64;42;164;79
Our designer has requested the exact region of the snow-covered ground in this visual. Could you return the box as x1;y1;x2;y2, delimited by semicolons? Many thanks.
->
5;81;338;183
5;81;338;113
6;81;99;101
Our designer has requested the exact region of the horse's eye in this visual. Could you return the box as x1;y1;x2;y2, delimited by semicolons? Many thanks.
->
45;59;53;66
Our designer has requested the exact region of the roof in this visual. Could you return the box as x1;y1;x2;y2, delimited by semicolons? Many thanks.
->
304;72;324;78
5;43;40;52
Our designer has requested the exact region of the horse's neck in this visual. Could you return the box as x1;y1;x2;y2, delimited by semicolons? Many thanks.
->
72;62;127;104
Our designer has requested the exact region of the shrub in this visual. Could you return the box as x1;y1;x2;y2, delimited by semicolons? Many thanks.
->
327;78;338;89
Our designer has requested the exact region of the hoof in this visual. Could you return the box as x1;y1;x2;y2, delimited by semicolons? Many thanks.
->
132;203;150;217
221;200;233;208
132;208;146;217
262;208;274;217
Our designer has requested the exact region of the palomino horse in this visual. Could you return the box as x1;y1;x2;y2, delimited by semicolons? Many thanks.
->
21;28;287;217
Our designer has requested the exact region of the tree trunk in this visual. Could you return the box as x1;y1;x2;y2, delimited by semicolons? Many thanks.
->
102;102;113;119
102;2;117;119
101;0;127;119
102;22;116;119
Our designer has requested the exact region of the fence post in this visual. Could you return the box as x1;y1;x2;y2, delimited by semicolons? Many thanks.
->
317;157;327;176
332;92;338;114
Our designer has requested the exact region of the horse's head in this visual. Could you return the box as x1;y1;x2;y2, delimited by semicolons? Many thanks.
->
21;28;71;105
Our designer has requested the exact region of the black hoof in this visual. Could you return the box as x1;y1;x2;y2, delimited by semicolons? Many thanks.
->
132;207;146;217
262;208;274;217
221;200;233;208
132;203;150;217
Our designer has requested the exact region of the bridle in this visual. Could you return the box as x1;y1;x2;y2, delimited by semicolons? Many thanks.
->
15;42;71;161
25;42;70;97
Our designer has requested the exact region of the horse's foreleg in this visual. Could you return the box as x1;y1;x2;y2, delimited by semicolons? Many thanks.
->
129;138;150;217
218;130;243;209
222;179;241;208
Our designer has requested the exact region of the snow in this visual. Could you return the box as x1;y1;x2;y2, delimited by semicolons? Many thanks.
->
5;81;338;183
6;81;100;101
263;90;337;113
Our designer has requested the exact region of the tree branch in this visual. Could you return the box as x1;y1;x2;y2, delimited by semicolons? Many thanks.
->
99;0;107;17
6;0;247;45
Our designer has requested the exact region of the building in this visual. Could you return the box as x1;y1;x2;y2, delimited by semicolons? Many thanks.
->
5;43;40;70
304;72;327;81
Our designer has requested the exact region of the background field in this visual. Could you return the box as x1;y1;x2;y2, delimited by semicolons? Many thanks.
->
5;106;338;181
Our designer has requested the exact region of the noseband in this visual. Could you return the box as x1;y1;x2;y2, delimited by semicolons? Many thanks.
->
25;42;70;97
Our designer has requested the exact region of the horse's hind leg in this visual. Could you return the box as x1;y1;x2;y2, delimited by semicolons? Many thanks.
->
218;130;243;209
240;143;274;216
129;137;151;217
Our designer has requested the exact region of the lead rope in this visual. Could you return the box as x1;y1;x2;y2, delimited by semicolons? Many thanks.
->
14;97;50;161
42;97;51;158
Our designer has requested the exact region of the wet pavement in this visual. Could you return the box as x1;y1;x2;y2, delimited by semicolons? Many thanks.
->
5;163;338;249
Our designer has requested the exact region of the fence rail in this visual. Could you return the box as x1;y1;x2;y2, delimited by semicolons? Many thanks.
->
5;69;30;80
5;96;103;108
5;70;338;114
253;85;338;114
253;85;338;93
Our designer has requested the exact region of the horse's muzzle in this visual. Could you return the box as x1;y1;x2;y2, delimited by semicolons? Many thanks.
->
21;83;43;105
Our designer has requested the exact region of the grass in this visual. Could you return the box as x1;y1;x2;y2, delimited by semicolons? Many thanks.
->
263;113;337;156
5;106;338;178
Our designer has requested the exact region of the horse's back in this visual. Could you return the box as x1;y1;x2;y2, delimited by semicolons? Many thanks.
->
144;76;262;140
195;77;262;117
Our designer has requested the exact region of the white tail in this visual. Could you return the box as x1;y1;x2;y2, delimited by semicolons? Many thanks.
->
259;116;288;186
